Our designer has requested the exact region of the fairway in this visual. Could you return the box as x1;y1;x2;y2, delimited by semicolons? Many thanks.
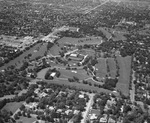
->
97;27;112;39
116;56;131;96
59;69;90;80
57;37;102;45
95;58;107;78
49;44;61;56
0;42;47;70
43;79;119;96
2;102;23;113
29;43;48;60
107;58;117;78
16;116;36;123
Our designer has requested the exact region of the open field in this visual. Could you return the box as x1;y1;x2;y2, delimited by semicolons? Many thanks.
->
97;27;112;39
138;29;150;35
86;78;103;85
57;37;102;45
49;44;61;56
43;79;118;96
116;56;132;96
36;68;119;96
2;102;23;113
0;42;47;70
16;116;36;123
109;29;127;41
107;58;117;78
78;49;96;56
95;58;107;78
37;67;50;79
29;42;47;60
59;69;90;80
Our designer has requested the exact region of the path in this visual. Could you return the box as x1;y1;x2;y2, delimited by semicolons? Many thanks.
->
64;49;78;58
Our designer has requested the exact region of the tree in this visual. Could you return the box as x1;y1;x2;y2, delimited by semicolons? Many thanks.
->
0;99;7;109
57;102;65;109
27;112;31;118
73;76;79;82
83;80;88;84
18;111;22;116
18;121;23;123
25;97;33;104
14;113;19;120
123;105;132;113
22;110;26;117
74;112;83;122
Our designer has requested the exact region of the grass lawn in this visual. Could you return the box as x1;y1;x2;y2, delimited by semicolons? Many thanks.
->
30;43;48;60
95;58;107;78
0;42;46;70
112;31;127;41
57;37;102;45
2;102;23;113
16;116;36;123
79;49;96;56
97;27;112;39
107;58;117;78
44;79;118;96
90;109;100;115
59;69;90;80
86;78;103;85
116;56;131;96
109;28;127;41
49;44;61;56
37;67;50;79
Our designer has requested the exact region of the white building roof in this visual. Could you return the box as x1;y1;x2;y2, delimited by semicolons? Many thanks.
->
70;53;78;57
51;72;56;77
90;114;97;120
79;94;84;98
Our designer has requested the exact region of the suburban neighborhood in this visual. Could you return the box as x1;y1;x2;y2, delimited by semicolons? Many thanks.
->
0;0;150;123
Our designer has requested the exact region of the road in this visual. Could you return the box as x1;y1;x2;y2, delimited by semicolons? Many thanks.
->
130;70;136;102
85;0;110;14
81;93;94;123
42;26;68;42
85;77;103;85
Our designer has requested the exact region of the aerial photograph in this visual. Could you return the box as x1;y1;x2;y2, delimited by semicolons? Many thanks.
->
0;0;150;123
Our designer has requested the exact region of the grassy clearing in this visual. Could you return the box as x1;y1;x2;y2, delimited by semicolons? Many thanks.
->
2;102;23;113
59;69;90;80
37;67;50;79
97;27;112;39
107;58;117;78
16;116;36;123
90;109;100;115
0;42;47;70
86;78;103;85
95;58;107;78
44;79;118;95
109;28;127;41
49;44;61;56
112;31;127;41
116;56;131;96
29;43;47;60
57;37;102;45
79;49;95;56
